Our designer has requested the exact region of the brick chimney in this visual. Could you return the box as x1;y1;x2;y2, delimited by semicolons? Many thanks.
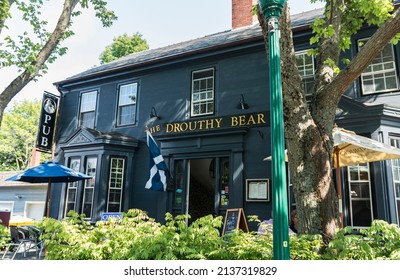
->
29;147;41;167
232;0;258;29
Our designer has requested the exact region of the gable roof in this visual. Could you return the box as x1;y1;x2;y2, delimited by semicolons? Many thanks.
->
55;1;400;88
55;8;324;87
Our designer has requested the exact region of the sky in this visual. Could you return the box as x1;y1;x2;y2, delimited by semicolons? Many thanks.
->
0;0;325;108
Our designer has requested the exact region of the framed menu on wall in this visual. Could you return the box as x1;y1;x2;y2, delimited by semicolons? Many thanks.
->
246;178;269;202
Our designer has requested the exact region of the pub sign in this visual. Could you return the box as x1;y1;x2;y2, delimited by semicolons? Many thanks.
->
36;91;59;153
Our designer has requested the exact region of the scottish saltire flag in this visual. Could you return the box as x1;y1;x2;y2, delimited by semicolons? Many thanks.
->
145;130;168;191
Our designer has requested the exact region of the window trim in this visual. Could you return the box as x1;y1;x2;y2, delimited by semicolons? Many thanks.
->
64;157;81;217
190;67;215;117
106;157;126;212
79;90;98;128
358;38;399;95
81;156;97;219
116;82;138;127
295;50;315;98
347;163;374;228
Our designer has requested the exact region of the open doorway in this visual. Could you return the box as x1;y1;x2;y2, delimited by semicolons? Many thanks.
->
188;158;215;222
172;157;230;222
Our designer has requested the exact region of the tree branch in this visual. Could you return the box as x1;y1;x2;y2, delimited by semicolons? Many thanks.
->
322;6;400;103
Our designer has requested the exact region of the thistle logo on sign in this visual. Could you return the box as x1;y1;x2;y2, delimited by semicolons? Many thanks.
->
36;92;59;153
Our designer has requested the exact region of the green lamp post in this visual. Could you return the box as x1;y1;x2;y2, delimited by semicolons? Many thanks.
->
258;0;290;260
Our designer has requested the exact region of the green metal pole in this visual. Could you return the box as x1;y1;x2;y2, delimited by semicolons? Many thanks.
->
259;0;290;260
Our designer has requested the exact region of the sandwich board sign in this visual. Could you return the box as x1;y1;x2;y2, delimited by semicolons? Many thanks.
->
222;208;249;235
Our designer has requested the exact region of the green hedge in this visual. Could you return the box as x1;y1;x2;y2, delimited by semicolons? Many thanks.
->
34;209;400;260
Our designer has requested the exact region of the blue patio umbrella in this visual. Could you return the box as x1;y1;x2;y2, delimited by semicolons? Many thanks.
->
6;161;92;217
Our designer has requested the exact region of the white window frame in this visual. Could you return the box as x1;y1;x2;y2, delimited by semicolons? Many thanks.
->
107;157;125;212
81;156;97;219
117;82;137;126
295;50;315;98
24;201;45;221
79;90;97;128
64;158;81;217
0;201;14;213
390;136;400;225
347;163;374;228
358;38;399;95
191;68;214;117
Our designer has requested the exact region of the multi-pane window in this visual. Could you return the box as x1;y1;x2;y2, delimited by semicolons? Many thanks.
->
64;158;81;216
81;157;97;219
347;163;373;227
107;158;125;212
117;83;137;126
295;50;315;98
390;137;400;225
191;68;214;116
359;38;399;94
80;91;97;128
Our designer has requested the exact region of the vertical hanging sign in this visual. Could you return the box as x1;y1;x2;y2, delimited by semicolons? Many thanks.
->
36;91;59;153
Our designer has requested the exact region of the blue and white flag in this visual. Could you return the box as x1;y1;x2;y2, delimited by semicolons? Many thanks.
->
145;130;169;191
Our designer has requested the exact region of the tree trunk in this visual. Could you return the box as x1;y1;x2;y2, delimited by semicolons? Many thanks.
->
258;2;400;243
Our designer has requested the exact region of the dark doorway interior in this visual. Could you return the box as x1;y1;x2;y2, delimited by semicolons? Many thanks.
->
188;158;215;222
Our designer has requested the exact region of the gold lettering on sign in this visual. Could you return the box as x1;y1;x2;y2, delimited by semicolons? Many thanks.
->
231;113;266;127
151;113;267;135
149;125;161;134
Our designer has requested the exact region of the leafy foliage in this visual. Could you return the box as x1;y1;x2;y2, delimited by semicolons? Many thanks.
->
323;220;400;260
0;223;10;249
311;0;395;52
0;99;50;170
34;210;400;260
99;33;149;64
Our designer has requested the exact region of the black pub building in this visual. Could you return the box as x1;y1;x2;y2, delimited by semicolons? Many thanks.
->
49;0;400;230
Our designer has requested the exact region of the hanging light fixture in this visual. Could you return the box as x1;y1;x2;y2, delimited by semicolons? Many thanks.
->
149;107;160;122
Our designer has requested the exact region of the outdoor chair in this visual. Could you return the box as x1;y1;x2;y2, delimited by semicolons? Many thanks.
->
1;226;38;260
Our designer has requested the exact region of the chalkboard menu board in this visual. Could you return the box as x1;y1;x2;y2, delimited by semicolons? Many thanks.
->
222;208;249;235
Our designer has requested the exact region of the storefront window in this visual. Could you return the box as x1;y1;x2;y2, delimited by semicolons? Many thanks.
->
219;157;230;207
64;158;81;216
107;157;125;212
82;157;97;218
347;163;373;227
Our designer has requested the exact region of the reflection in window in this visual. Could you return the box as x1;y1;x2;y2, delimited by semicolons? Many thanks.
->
64;158;81;217
347;163;373;227
107;158;125;212
80;91;97;128
118;83;137;126
82;157;97;219
359;38;399;94
191;68;214;116
295;50;315;99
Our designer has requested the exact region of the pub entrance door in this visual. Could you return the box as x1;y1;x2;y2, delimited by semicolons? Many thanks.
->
172;157;230;223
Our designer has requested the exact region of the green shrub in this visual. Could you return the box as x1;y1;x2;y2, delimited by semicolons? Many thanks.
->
0;223;10;249
322;220;400;260
35;210;400;260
